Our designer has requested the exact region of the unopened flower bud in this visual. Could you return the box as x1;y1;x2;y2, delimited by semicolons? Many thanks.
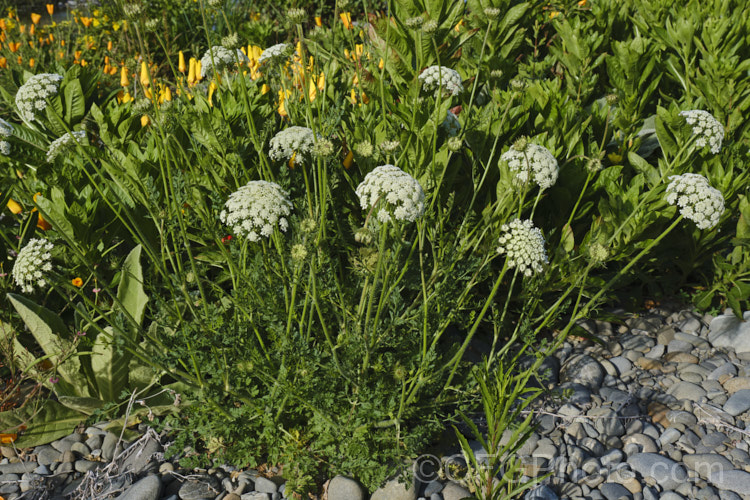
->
605;94;618;106
422;20;438;34
585;158;602;173
512;136;528;152
484;7;501;20
447;136;462;152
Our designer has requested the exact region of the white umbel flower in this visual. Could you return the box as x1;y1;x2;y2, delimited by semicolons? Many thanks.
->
679;110;724;154
269;126;317;166
665;173;724;229
496;219;547;277
258;43;291;65
12;238;54;293
15;73;64;122
0;118;13;137
355;164;425;223
418;66;463;96
200;46;249;78
46;131;86;163
500;144;558;190
220;181;293;242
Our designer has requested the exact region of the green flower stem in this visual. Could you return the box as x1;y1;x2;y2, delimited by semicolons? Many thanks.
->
443;260;509;391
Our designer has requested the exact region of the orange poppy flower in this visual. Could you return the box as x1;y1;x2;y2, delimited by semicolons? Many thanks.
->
71;277;83;287
8;42;20;52
47;4;54;15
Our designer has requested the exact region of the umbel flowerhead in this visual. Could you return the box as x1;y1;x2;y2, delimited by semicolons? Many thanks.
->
679;110;724;154
0;118;12;155
13;238;54;293
15;73;63;122
496;219;548;277
258;43;292;65
200;46;249;78
418;66;463;97
220;181;292;242
269;126;318;166
665;173;724;230
47;131;86;163
500;143;558;190
355;164;425;223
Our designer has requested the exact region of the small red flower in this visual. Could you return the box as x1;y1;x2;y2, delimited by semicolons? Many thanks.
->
221;235;233;244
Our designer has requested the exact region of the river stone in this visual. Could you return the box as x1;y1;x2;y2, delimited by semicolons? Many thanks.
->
254;477;281;494
560;355;605;389
709;363;737;380
668;339;693;353
708;469;750;495
723;377;750;394
666;410;697;426
525;485;559;500
600;482;632;500
627;453;688;490
708;312;750;353
0;463;33;474
370;477;416;500
723;390;750;416
116;474;162;500
624;434;658;453
441;481;472;500
327;476;365;500
178;476;221;500
667;381;707;400
683;454;734;480
122;439;162;474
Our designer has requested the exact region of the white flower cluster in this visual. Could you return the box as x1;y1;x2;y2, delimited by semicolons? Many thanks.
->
418;66;463;96
496;219;548;277
500;144;558;190
679;110;724;154
442;110;461;137
269;126;317;165
12;238;54;293
258;43;291;65
665;173;724;229
355;164;425;223
15;73;64;122
200;46;249;78
0;118;12;156
220;181;292;242
46;131;86;163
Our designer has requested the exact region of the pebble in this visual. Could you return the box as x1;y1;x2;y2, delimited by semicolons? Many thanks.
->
708;470;750;494
627;453;688;490
327;476;365;500
723;389;750;416
116;474;162;500
708;312;750;353
370;477;416;500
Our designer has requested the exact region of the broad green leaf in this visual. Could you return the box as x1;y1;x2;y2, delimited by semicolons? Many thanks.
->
117;245;149;332
7;294;90;397
34;195;75;242
63;79;86;125
57;396;104;415
91;327;131;402
0;400;85;448
561;223;575;253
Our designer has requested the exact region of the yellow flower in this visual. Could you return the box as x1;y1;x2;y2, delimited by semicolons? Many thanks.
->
549;11;560;19
343;150;353;169
378;58;384;70
6;198;22;214
187;57;197;85
340;12;352;30
71;277;83;287
195;61;202;82
178;51;186;73
140;61;150;87
208;81;218;107
288;152;296;169
607;152;623;164
120;66;129;87
28;57;34;68
141;115;150;127
315;16;322;27
46;4;54;15
260;83;269;95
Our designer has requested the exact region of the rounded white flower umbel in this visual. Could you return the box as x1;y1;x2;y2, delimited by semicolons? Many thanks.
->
679;110;724;154
13;238;54;293
418;66;463;96
355;164;425;223
15;73;64;123
497;219;548;277
0;118;12;156
258;43;291;65
200;46;249;78
269;126;317;166
665;173;725;229
500;143;559;190
220;181;292;242
47;131;86;163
